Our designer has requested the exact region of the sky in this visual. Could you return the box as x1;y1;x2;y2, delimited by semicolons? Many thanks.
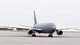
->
0;0;80;28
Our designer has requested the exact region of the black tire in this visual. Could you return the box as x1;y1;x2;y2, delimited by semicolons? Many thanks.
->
48;35;53;37
32;34;36;37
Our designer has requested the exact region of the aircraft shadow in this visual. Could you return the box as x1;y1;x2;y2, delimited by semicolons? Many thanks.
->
26;35;78;38
0;35;79;38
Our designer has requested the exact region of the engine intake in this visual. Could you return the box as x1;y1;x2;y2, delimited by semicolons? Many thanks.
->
56;30;63;35
28;30;34;35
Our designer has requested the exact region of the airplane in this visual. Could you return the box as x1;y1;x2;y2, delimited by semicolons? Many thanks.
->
22;11;59;37
21;10;75;37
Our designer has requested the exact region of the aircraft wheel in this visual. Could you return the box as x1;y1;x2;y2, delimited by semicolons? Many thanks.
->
32;34;36;37
48;35;53;37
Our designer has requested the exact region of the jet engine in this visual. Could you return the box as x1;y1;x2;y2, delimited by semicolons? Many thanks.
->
56;30;63;35
28;30;34;35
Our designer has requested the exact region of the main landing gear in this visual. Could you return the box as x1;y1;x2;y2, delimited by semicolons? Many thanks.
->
48;33;53;37
32;31;36;37
32;34;36;37
31;32;53;37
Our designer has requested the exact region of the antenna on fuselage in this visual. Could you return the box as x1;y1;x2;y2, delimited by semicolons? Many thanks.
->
34;10;37;25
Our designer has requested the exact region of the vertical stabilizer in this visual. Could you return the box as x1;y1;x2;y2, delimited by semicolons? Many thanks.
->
34;10;37;25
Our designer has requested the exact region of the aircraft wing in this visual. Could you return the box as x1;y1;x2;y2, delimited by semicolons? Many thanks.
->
20;25;42;30
57;27;75;30
0;25;42;31
56;27;80;32
0;26;29;30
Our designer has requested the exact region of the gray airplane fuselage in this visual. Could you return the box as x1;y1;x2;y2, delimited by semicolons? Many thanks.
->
33;23;56;33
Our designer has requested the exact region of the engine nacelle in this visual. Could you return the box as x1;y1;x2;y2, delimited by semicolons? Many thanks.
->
56;30;63;35
28;30;34;35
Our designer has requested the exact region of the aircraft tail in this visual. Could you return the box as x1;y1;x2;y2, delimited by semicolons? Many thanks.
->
34;10;37;25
